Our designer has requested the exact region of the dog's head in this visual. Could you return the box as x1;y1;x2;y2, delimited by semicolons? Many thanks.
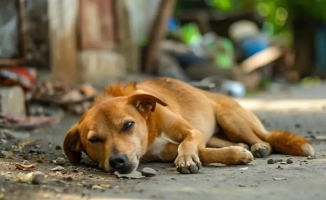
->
63;88;167;174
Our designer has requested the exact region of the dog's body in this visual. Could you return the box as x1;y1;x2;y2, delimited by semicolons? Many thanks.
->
64;77;314;174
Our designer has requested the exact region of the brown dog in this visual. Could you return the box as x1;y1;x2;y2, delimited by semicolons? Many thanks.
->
63;77;314;174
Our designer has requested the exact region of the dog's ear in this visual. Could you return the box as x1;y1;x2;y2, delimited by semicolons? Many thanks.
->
128;90;168;112
63;124;83;165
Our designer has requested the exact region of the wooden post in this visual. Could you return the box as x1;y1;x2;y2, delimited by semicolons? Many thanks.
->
48;0;79;86
113;0;139;73
143;0;176;74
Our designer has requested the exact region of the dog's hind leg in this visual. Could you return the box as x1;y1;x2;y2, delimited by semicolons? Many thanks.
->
207;136;249;150
214;100;272;158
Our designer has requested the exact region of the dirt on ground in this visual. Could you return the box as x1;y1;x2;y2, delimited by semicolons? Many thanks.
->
1;83;326;200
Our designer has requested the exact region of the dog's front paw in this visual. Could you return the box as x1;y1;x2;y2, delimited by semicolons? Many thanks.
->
174;154;202;174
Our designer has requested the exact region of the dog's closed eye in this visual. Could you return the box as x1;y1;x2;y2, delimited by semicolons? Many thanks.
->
122;121;135;132
88;137;102;143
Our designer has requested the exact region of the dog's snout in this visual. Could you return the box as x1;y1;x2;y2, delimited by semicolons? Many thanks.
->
109;153;127;169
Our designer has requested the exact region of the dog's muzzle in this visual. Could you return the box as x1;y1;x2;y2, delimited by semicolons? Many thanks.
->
109;153;134;174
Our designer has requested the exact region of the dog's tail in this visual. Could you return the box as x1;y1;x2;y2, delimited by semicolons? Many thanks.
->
259;130;314;156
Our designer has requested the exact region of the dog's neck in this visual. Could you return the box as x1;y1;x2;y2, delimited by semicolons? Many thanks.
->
145;112;159;149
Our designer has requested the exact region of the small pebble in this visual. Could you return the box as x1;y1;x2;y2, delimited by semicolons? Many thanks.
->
22;160;30;165
29;149;45;154
0;151;8;158
280;162;287;165
55;157;66;165
31;171;45;184
3;131;15;140
141;167;156;177
51;166;65;171
35;145;41;149
295;123;301;128
277;165;282;169
273;177;286;181
55;145;62;150
267;159;275;164
286;159;293;164
307;155;316;160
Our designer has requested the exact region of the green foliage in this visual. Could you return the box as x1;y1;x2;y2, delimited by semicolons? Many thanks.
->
176;0;326;35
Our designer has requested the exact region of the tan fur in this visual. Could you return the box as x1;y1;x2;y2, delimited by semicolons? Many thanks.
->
63;77;314;174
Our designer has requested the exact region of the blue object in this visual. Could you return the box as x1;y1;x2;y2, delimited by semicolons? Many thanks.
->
240;35;269;58
167;17;180;32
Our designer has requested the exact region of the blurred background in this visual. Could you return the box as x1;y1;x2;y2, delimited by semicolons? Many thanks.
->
1;0;326;118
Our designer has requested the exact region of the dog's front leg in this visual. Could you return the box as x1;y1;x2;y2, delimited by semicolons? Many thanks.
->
175;129;205;174
158;111;205;174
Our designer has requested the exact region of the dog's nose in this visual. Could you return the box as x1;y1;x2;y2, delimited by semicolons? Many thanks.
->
109;153;127;170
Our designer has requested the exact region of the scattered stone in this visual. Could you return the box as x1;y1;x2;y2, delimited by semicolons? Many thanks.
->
55;145;62;150
37;155;44;163
51;166;65;171
277;165;282;169
35;145;41;149
0;151;8;158
31;171;45;184
307;156;316;160
16;172;33;183
171;178;176;180
294;123;301;128
141;167;157;177
78;172;84;176
239;184;246;187
280;162;287;165
114;170;144;179
3;131;15;140
323;152;326;157
267;159;275;164
286;159;293;164
273;177;286;181
22;160;30;165
29;149;45;154
239;167;248;171
55;157;66;165
275;158;283;162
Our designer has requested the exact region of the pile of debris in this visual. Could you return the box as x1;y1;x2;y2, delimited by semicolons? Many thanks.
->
0;67;98;129
155;17;292;97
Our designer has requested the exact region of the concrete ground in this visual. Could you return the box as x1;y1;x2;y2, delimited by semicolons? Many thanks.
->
1;82;326;200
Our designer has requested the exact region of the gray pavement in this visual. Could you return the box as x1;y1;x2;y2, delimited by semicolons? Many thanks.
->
1;82;326;200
